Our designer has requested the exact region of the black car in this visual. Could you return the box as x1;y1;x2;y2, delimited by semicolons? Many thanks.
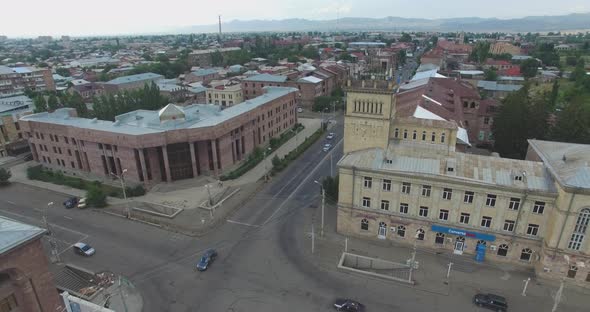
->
473;293;508;312
196;249;218;271
333;299;365;312
63;197;79;209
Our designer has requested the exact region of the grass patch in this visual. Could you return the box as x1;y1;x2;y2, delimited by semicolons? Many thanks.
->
271;128;325;174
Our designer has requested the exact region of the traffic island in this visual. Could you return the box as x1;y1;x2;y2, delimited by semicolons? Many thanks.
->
337;252;414;285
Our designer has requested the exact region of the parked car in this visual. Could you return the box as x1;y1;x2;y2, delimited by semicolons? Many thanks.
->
63;197;79;209
473;293;508;312
77;198;87;209
73;242;95;256
333;299;365;312
327;132;335;140
196;249;218;271
297;107;303;113
323;143;332;152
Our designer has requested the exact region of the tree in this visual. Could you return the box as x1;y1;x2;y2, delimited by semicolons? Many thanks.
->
211;50;224;66
55;67;71;77
397;50;407;66
301;47;318;59
68;93;89;117
322;175;339;201
566;55;578;66
520;59;540;79
400;33;412;43
550;93;590;143
570;58;587;84
0;168;11;186
549;80;559;109
33;95;48;113
86;185;107;208
492;85;548;159
484;69;498;81
469;41;490;63
47;94;59;110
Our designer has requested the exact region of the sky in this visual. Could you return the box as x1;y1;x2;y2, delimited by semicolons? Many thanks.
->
2;0;590;37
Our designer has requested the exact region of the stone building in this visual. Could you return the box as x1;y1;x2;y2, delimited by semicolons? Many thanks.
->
0;216;63;312
20;87;298;185
337;79;590;287
0;66;55;98
0;95;32;156
102;73;164;94
206;84;243;107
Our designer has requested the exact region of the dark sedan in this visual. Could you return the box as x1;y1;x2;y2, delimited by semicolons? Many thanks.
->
333;299;365;312
63;197;79;209
473;293;508;312
196;249;218;271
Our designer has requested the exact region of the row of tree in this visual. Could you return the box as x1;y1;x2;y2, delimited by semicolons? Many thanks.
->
33;92;89;117
92;82;169;121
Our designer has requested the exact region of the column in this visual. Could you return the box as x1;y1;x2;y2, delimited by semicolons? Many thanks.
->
189;142;198;178
161;145;172;182
14;276;42;312
210;139;219;177
103;150;112;175
138;148;148;182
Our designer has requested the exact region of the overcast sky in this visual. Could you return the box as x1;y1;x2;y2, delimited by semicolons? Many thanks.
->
2;0;589;37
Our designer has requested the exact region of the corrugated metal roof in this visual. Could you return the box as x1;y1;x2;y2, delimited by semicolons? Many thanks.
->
0;216;45;255
106;73;163;85
243;73;288;83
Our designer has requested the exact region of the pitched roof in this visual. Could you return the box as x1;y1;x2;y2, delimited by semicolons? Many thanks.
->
0;216;45;255
527;139;590;189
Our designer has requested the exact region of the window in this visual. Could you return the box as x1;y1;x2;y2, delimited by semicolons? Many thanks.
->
0;294;18;311
401;182;411;194
486;194;497;207
394;128;399;138
567;265;578;278
363;177;372;188
399;203;409;214
431;132;436;142
503;220;515;232
520;248;533;261
527;224;539;236
568;209;590;250
361;219;369;231
441;132;445;143
484;117;490;125
421;185;431;197
382;179;391;191
397;225;406;237
412;130;417;140
419;206;428;217
481;216;492;228
52;146;57;153
403;129;408;139
509;198;521;210
497;244;509;257
362;197;371;208
421;131;426;141
439;209;449;221
381;200;390;211
460;213;470;224
435;232;445;245
64;137;69;144
416;229;425;240
442;188;452;200
464;191;474;203
98;143;103;149
533;201;545;214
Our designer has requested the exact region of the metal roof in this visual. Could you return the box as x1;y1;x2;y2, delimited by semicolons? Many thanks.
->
243;73;288;83
477;81;523;92
0;95;32;114
527;139;590;189
0;216;46;255
106;73;163;85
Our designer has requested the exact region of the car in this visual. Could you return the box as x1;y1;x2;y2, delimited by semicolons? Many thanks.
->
63;197;79;209
473;293;508;312
196;249;218;271
322;143;332;152
297;107;303;113
77;197;87;209
333;299;365;312
73;242;95;256
326;132;335;140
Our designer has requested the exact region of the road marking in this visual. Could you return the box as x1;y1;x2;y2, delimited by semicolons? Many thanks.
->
263;137;344;225
33;208;43;213
64;216;73;220
226;219;260;227
5;200;15;205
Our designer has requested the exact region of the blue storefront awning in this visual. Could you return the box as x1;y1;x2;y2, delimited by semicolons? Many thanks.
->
431;225;496;242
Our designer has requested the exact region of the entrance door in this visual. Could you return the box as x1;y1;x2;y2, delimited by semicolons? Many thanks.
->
454;237;465;255
378;222;387;239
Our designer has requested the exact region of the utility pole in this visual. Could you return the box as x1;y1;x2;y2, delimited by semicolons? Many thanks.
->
206;184;213;206
344;237;348;252
311;224;315;254
44;202;60;263
330;153;333;177
522;277;531;296
551;278;565;312
321;187;325;237
408;236;418;283
111;169;129;218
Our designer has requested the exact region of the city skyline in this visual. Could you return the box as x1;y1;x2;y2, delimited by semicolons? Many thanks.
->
1;0;590;37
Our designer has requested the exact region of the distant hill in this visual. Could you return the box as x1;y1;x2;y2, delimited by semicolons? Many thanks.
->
179;13;590;33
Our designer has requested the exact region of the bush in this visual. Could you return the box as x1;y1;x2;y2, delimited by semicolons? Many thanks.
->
126;185;146;197
86;186;107;208
0;168;11;185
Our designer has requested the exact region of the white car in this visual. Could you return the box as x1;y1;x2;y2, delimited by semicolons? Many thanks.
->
73;242;95;256
297;107;303;113
327;132;335;140
77;197;87;209
323;143;332;152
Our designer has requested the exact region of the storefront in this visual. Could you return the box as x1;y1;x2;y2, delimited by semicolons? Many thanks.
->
431;225;496;260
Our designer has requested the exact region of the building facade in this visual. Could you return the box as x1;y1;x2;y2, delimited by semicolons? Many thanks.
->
0;217;64;312
188;47;241;67
0;66;55;98
206;84;243;107
0;95;32;156
102;73;163;94
337;80;590;287
20;87;298;185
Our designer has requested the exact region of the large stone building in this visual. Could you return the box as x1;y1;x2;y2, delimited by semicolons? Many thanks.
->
0;95;32;156
102;73;163;94
337;80;590;287
0;66;55;98
0;216;64;312
20;87;298;185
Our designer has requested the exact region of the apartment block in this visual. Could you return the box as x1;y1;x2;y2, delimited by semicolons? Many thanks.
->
0;66;55;98
206;84;243;107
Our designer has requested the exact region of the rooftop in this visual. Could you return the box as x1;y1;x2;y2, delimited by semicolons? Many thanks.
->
243;73;288;83
477;81;523;92
106;73;163;85
527;139;590;189
0;216;46;255
0;95;32;114
21;87;297;136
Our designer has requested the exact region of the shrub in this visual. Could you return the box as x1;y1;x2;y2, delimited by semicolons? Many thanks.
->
0;168;11;185
126;185;146;197
86;186;107;208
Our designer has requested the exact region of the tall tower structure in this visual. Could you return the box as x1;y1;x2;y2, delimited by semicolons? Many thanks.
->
343;80;396;154
218;15;222;37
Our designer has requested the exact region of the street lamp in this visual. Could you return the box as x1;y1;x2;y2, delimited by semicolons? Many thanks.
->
111;169;129;218
313;180;325;237
44;202;60;262
263;147;272;182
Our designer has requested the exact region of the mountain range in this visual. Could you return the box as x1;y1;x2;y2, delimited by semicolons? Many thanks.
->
178;13;590;33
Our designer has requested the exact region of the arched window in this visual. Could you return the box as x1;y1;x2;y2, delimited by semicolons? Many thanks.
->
567;265;578;278
431;132;436;142
412;130;417;140
435;232;445;245
568;208;590;251
394;128;399;138
477;240;487;246
441;132;446;143
403;129;408;139
497;244;509;257
456;236;465;242
397;225;406;237
361;219;369;231
416;229;425;241
520;248;533;261
422;131;426;141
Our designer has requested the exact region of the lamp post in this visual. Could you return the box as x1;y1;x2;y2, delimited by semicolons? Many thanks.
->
313;180;325;237
263;147;271;182
111;169;129;218
44;202;60;262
